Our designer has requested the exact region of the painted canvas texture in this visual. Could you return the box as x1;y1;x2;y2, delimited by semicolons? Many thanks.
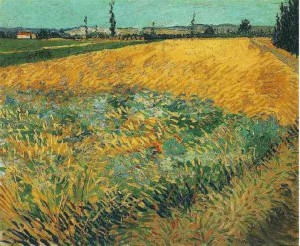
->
0;0;298;245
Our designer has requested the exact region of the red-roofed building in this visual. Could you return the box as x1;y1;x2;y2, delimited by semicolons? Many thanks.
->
17;31;37;39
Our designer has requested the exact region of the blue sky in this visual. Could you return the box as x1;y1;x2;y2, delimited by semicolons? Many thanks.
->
0;0;283;28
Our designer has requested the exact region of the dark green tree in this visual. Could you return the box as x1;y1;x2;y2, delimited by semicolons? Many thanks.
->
151;21;156;35
273;0;299;55
190;13;196;35
109;0;117;36
204;26;215;36
238;19;252;34
0;31;6;38
38;29;50;39
84;16;88;38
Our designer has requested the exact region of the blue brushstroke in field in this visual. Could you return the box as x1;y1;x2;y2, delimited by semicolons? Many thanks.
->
0;0;282;28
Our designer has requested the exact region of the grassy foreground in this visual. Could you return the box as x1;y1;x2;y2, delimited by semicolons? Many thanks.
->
0;86;295;245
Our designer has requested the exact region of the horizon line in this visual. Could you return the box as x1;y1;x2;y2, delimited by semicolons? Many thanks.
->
0;23;274;30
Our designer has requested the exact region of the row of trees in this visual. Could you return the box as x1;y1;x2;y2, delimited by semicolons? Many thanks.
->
3;0;296;55
81;0;116;38
190;16;253;36
273;0;298;55
37;29;65;39
157;1;298;55
84;1;260;38
0;29;65;39
34;0;298;47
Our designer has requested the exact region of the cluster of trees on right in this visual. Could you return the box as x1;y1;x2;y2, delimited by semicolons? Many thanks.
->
273;0;298;55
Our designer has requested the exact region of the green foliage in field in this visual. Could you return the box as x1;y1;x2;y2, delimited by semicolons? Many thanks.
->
0;39;145;66
0;87;287;245
0;38;80;52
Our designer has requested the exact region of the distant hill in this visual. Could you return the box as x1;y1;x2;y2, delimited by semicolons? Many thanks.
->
64;26;141;36
142;24;274;35
0;24;274;38
63;24;273;37
64;26;110;36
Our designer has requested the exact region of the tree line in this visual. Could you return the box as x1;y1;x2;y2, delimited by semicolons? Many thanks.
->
103;0;299;54
0;0;298;55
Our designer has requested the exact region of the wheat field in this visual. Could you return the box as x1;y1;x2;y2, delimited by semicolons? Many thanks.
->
0;37;298;245
0;38;298;125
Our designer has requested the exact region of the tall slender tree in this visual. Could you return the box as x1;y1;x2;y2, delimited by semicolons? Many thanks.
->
109;0;117;37
151;21;156;35
273;0;299;55
190;13;196;36
84;16;88;38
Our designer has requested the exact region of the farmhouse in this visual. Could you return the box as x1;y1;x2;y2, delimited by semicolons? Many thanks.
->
17;31;37;39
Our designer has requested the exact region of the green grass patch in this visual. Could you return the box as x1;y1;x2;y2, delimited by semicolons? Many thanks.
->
0;38;85;52
0;40;146;66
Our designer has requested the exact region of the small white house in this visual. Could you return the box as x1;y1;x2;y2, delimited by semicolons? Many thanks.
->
17;31;36;39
